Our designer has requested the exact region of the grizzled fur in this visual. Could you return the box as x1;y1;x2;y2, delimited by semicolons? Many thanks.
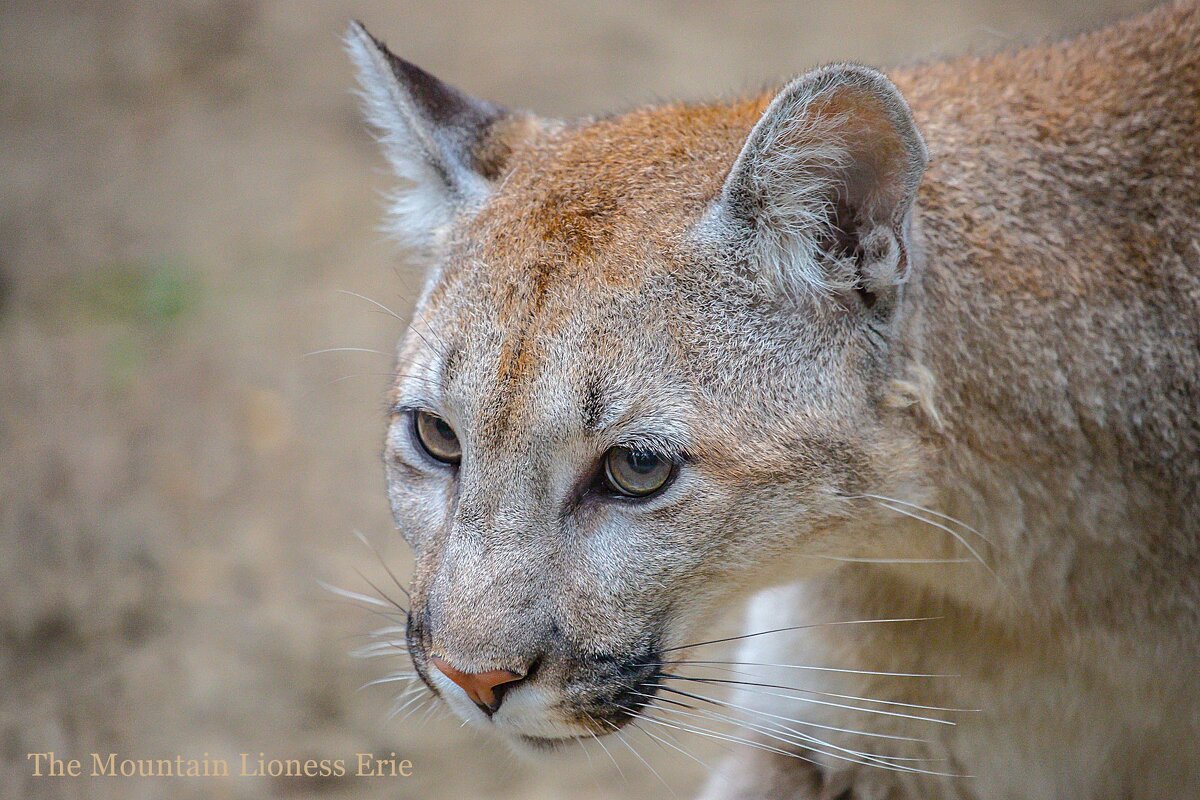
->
346;4;1199;797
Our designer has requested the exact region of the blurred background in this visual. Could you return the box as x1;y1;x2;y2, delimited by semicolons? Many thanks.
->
0;1;1159;798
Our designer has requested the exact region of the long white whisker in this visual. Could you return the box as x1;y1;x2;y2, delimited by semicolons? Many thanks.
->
304;347;392;357
662;675;972;716
358;672;420;690
663;617;940;653
636;688;926;743
638;691;924;766
657;681;955;726
644;700;963;777
337;290;406;322
667;659;957;679
583;714;626;784
800;554;973;564
850;493;992;544
869;499;999;582
354;529;412;602
603;720;678;799
316;580;392;609
630;718;711;771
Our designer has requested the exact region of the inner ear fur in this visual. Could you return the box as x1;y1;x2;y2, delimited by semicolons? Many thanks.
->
345;21;538;253
715;64;928;303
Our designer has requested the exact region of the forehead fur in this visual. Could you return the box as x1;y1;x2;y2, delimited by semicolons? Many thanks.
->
460;96;772;282
403;91;867;465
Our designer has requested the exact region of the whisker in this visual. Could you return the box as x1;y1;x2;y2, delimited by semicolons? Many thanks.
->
630;720;711;771
354;529;412;602
382;272;454;355
349;640;409;657
868;499;999;582
800;554;973;564
663;617;940;653
656;682;955;726
664;659;957;679
659;674;976;714
648;699;909;771
304;347;392;357
637;713;826;769
324;372;440;387
360;673;421;692
338;290;447;358
635;687;927;743
637;690;929;764
316;579;392;610
352;567;408;616
603;720;678;799
583;713;626;784
388;692;429;724
848;493;992;545
337;289;406;322
643;700;964;777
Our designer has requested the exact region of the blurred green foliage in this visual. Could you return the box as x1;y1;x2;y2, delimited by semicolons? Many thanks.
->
76;260;200;328
72;259;201;390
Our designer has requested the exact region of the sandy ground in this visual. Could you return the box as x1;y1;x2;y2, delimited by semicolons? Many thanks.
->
0;1;1158;798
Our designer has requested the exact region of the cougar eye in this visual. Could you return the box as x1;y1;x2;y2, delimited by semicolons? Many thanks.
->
413;410;462;464
602;446;674;498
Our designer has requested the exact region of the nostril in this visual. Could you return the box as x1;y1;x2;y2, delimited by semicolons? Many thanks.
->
430;656;526;715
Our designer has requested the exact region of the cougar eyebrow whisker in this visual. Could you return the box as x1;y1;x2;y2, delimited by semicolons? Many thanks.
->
338;289;449;359
382;272;456;354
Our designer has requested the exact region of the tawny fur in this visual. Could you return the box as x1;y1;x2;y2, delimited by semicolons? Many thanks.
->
347;5;1200;798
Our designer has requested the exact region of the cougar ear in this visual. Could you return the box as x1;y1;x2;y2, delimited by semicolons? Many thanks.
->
709;64;927;305
345;21;518;253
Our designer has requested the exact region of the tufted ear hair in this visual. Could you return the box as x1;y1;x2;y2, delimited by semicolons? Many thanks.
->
345;21;524;254
707;64;927;305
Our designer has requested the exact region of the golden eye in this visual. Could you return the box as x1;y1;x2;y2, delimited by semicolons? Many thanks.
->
603;446;674;498
413;410;461;464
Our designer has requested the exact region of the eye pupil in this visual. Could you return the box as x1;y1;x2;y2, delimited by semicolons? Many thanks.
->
627;450;659;474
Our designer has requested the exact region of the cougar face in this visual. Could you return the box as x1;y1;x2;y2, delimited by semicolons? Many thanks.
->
348;22;928;747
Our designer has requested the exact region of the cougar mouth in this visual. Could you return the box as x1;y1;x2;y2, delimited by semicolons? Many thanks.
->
561;647;666;734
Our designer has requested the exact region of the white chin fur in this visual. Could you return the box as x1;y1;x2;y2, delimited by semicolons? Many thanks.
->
428;670;584;741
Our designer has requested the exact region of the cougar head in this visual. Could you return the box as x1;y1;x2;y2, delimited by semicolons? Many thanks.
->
346;21;928;749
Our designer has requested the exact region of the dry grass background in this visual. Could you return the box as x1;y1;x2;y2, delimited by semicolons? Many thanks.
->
0;1;1158;798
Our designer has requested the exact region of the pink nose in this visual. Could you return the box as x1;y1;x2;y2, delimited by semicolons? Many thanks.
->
430;656;525;713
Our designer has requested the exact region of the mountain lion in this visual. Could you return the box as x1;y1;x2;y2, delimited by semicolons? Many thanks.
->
345;4;1199;797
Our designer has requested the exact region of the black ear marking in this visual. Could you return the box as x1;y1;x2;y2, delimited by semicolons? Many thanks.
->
352;22;506;179
345;21;520;250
